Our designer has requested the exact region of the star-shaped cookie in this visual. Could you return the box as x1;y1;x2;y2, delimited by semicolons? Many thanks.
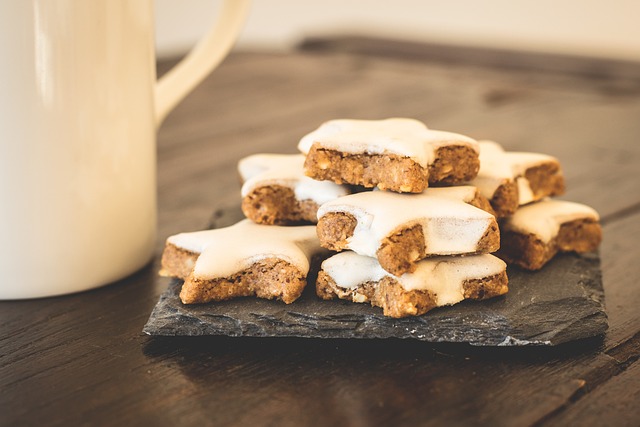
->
160;219;326;304
317;251;508;318
298;118;480;192
498;199;601;270
238;153;349;224
316;186;499;276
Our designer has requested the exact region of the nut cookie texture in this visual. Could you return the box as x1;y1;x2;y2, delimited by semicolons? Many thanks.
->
298;118;480;192
468;141;565;217
316;186;499;276
239;153;349;225
498;199;601;270
317;251;508;318
160;220;326;304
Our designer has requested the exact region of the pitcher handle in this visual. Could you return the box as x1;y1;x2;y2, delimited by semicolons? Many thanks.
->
155;0;251;126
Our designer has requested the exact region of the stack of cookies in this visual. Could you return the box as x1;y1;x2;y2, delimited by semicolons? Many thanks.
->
159;118;602;318
465;140;601;270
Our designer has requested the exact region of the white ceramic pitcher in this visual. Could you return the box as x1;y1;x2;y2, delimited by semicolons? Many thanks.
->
0;0;251;299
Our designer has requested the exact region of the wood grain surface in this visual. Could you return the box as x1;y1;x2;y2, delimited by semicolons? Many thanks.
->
2;38;640;426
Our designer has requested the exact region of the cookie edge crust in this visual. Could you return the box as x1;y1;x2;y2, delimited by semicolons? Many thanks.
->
522;161;566;203
304;144;479;192
179;257;308;304
241;184;320;225
490;181;519;218
160;242;199;280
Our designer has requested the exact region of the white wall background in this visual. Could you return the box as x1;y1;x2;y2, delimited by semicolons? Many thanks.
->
155;0;640;61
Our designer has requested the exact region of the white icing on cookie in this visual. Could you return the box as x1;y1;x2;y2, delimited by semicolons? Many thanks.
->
238;153;349;205
167;219;322;279
298;118;478;168
469;140;561;205
468;141;513;199
322;251;506;306
516;176;535;205
501;199;599;243
317;187;495;257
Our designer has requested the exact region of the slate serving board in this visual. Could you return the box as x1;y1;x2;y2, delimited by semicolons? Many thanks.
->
144;206;607;346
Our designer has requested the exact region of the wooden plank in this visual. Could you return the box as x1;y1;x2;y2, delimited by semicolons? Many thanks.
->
599;211;640;350
544;359;640;427
136;339;610;427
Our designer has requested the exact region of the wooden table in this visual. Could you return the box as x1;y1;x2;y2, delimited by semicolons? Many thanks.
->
3;38;640;426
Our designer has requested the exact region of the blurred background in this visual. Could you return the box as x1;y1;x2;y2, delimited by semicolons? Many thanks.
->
155;0;640;61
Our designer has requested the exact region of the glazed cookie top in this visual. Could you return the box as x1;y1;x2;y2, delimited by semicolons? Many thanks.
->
167;219;323;279
322;251;506;306
298;118;478;168
470;140;561;204
238;153;349;205
501;199;600;242
317;186;495;257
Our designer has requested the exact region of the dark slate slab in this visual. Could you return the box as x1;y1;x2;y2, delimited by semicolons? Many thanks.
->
144;205;608;346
